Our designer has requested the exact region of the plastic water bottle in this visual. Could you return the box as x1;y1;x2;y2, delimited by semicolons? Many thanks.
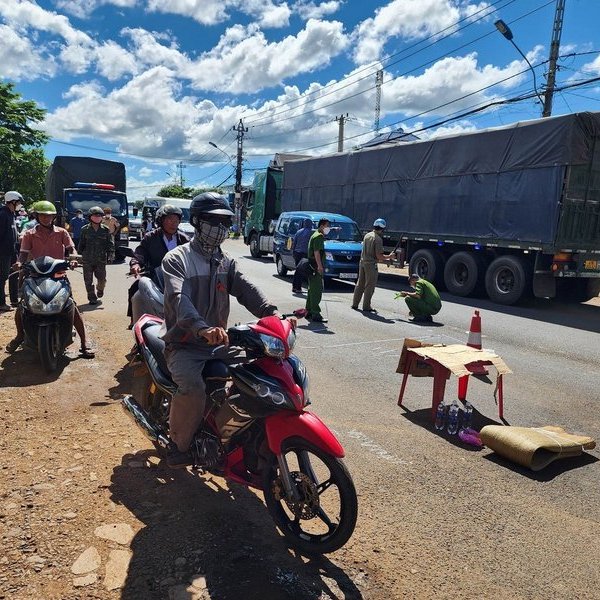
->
447;400;460;435
434;401;446;431
461;401;474;431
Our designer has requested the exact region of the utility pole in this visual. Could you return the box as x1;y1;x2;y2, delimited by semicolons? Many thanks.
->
176;161;186;187
542;0;565;118
232;118;248;233
335;113;349;152
374;70;383;134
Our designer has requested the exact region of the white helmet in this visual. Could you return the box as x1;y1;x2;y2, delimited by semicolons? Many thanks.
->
373;218;386;229
4;191;23;205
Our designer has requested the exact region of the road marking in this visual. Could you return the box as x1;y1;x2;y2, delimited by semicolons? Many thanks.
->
346;430;408;465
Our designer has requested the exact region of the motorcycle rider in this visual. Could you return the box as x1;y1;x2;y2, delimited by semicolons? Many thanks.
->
79;206;114;305
160;192;281;468
5;201;95;358
127;204;189;327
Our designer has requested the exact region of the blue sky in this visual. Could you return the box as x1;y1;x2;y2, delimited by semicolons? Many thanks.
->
1;0;599;200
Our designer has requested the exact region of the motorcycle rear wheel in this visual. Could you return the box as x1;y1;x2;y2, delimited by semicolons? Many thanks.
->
38;326;61;373
263;437;358;555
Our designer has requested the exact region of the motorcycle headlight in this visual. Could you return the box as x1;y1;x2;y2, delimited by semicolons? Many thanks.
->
45;287;70;312
258;333;285;358
325;251;334;261
26;295;46;313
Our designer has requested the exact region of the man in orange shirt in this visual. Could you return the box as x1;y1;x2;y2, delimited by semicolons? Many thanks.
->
6;201;95;357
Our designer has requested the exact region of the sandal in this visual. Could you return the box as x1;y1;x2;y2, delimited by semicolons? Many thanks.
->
6;336;24;353
79;346;95;359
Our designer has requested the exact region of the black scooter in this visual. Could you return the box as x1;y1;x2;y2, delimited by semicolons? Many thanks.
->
20;257;75;372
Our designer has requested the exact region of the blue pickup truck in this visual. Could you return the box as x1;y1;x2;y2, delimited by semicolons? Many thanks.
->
273;211;363;281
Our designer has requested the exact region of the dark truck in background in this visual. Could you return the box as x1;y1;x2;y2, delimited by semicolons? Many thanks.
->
281;112;600;305
46;156;130;259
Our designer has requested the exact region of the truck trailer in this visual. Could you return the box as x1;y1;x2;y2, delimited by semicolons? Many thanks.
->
281;112;600;304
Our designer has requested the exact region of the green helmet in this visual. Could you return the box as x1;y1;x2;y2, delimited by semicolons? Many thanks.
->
32;200;57;215
88;206;104;217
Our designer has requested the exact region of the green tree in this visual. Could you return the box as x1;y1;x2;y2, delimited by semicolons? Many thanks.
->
0;82;49;196
156;184;225;198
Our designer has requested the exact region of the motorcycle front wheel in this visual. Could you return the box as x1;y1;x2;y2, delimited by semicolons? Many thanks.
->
263;437;358;555
38;326;61;373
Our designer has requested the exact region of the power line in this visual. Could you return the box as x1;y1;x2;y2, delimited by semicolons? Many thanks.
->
244;0;554;130
243;0;518;125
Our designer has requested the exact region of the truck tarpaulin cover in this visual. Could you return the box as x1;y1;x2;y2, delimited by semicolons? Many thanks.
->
46;156;127;204
281;112;600;244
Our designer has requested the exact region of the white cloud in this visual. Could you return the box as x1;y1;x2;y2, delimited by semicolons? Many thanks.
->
95;40;139;80
55;0;138;19
145;0;291;28
0;23;56;79
353;0;489;65
138;166;155;177
295;1;342;20
185;19;349;93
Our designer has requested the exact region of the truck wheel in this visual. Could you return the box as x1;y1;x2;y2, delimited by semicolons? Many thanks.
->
249;234;263;258
443;252;484;297
409;249;445;288
555;279;600;303
275;254;289;277
485;255;531;305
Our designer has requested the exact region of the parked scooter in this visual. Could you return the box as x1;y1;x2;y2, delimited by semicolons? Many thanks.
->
122;311;358;554
20;257;75;372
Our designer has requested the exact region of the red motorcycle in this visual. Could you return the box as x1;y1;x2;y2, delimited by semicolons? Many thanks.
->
122;312;358;554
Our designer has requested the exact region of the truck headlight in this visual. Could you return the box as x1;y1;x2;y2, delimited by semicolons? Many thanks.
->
325;251;334;261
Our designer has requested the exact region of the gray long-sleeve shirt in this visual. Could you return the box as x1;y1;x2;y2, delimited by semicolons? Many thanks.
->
160;237;278;348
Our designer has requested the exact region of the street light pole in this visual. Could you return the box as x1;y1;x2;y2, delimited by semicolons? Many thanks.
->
494;19;546;114
209;141;233;166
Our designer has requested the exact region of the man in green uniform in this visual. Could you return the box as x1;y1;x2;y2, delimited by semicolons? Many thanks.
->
78;206;114;305
352;218;394;312
306;218;329;323
399;274;442;322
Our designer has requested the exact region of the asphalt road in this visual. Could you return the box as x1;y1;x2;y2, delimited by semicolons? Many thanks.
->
222;237;600;599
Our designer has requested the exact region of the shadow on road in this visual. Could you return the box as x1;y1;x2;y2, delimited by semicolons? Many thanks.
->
483;450;598;482
0;347;71;386
111;451;362;600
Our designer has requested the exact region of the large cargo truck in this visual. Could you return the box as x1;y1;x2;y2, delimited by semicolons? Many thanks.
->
46;156;130;258
281;112;600;304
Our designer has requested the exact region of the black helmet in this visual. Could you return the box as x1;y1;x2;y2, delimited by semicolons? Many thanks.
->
190;192;233;228
156;204;183;226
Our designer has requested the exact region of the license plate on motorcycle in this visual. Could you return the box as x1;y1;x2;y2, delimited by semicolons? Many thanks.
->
339;273;357;279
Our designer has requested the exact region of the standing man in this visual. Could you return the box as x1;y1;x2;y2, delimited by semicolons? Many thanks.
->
79;206;114;305
6;201;95;357
291;218;313;294
160;192;282;468
398;274;442;323
305;218;329;323
352;218;394;313
70;209;85;251
102;207;119;263
0;191;23;312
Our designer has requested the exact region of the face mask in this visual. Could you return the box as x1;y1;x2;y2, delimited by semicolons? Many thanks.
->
323;227;331;235
197;221;228;251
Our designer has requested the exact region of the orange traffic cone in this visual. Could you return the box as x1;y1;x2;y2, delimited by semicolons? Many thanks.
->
467;310;483;349
466;309;488;375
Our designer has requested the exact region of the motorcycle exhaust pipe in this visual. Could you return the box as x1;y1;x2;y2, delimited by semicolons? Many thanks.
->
121;395;171;449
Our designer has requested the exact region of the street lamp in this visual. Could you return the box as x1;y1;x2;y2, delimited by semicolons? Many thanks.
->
494;19;546;113
209;141;234;165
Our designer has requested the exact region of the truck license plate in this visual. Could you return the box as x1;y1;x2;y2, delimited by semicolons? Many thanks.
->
339;273;358;279
584;259;598;270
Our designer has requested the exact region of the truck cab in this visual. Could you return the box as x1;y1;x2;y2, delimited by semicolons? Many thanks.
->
273;211;363;281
